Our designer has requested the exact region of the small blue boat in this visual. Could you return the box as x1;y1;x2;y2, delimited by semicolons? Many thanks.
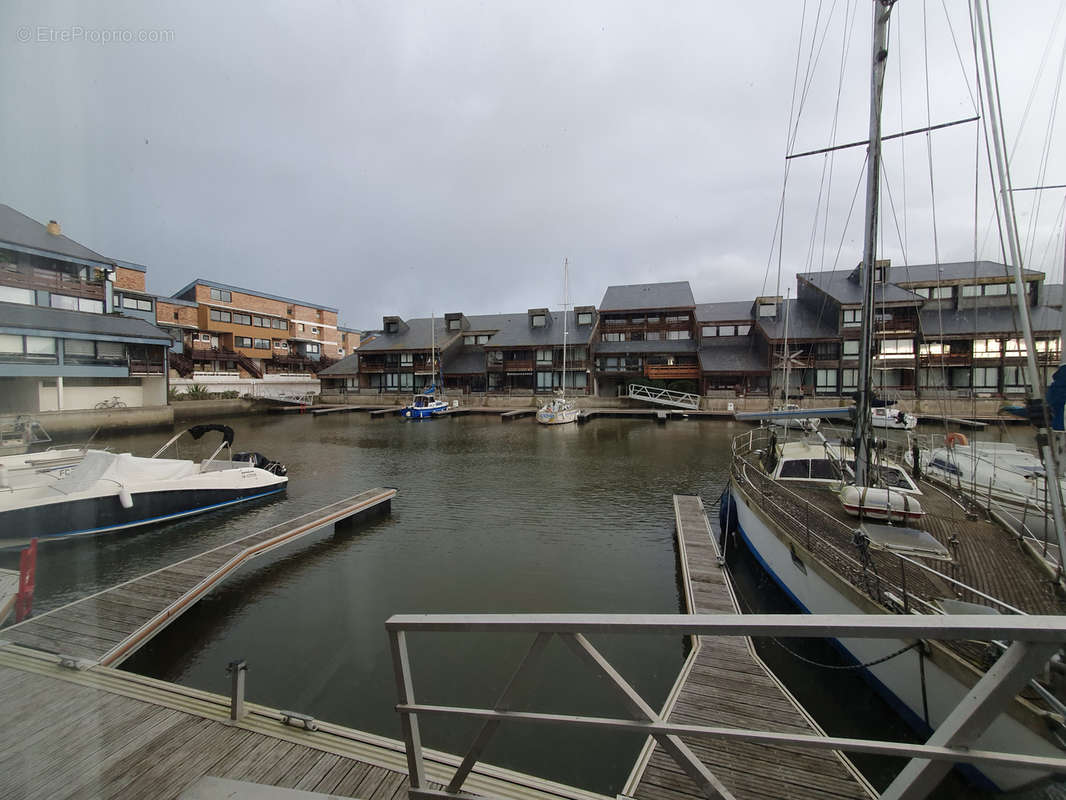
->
402;385;449;419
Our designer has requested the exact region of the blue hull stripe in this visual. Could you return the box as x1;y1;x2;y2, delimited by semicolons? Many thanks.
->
22;487;287;543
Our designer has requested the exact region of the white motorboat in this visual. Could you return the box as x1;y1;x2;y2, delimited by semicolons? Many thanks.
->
0;424;287;542
871;405;917;430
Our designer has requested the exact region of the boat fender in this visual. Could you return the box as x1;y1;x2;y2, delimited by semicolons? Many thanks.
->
945;432;968;448
118;486;134;509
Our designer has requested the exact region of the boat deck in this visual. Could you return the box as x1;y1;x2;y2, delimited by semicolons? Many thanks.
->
629;496;873;800
2;489;396;666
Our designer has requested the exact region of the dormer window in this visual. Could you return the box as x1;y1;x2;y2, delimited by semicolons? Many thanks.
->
385;321;398;334
577;312;592;325
448;319;461;331
758;303;776;318
531;314;546;328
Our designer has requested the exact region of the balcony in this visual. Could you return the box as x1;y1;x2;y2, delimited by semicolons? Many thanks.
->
128;358;166;375
503;359;534;372
645;364;700;380
1;266;106;299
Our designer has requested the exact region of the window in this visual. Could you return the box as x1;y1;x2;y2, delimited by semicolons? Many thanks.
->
399;371;413;390
841;368;858;390
400;352;413;366
645;331;661;341
536;371;556;390
25;336;56;355
210;309;231;323
702;326;717;337
476;334;489;344
718;325;736;337
1003;365;1026;390
666;330;690;340
306;343;320;354
536;349;552;365
253;316;264;327
843;339;859;357
577;312;592;325
919;342;946;356
210;288;232;302
232;313;252;326
173;311;179;320
929;286;951;300
912;287;931;298
646;316;660;324
960;285;980;297
736;325;751;336
973;339;1000;356
464;335;475;345
274;341;288;349
64;338;94;358
815;342;838;360
531;315;546;328
338;348;344;356
973;366;998;389
298;324;305;332
199;333;212;342
665;315;687;323
273;319;288;330
1004;339;1027;356
0;334;22;354
758;303;776;317
96;341;125;360
254;338;270;349
602;332;624;342
311;326;319;334
879;338;913;357
984;283;1008;296
235;337;253;348
448;319;461;331
0;286;34;305
816;369;837;393
50;294;78;310
122;296;153;311
842;308;861;327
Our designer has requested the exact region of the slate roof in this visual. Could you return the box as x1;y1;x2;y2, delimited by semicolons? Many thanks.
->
698;344;769;373
594;339;698;354
695;301;753;322
885;261;1042;285
355;317;456;351
171;278;339;313
756;299;839;341
444;349;487;374
0;301;171;342
799;271;923;305
600;281;695;311
920;306;1062;337
318;352;360;376
0;204;113;267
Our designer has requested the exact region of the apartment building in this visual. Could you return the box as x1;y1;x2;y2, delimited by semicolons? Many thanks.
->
0;204;170;413
167;279;340;381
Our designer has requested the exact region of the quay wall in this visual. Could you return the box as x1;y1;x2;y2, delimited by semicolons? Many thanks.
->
4;405;174;437
171;398;262;422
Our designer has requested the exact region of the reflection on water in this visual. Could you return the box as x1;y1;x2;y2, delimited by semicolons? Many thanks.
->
2;414;1044;795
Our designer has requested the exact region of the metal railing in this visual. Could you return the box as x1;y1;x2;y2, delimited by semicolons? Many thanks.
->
387;613;1066;800
628;383;701;410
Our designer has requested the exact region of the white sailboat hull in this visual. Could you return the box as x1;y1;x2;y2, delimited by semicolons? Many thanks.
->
728;478;1058;791
536;406;579;425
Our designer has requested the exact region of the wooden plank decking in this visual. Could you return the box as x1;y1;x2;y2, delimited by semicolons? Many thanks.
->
0;646;607;800
2;489;396;666
628;496;874;800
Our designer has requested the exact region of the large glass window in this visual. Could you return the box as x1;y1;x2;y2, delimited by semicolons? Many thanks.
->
210;287;232;302
232;313;252;326
0;286;34;305
25;336;56;355
843;339;859;356
666;330;690;340
50;294;78;310
400;352;413;366
702;326;716;337
210;309;231;323
0;334;23;353
842;308;861;327
536;349;552;365
841;368;858;390
815;369;837;393
96;341;126;360
123;296;153;311
973;366;998;389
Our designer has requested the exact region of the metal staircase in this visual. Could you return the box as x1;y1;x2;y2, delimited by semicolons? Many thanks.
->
627;383;701;410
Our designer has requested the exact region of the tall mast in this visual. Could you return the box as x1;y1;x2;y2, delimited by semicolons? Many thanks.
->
853;0;894;488
782;289;791;404
974;0;1066;571
562;259;569;401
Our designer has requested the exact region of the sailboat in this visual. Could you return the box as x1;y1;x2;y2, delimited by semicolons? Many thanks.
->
537;260;580;425
402;314;449;419
770;290;820;431
726;2;1066;792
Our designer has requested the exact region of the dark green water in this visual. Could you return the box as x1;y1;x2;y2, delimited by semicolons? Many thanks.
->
10;414;746;794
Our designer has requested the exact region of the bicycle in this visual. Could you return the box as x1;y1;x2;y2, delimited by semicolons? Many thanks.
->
94;396;128;410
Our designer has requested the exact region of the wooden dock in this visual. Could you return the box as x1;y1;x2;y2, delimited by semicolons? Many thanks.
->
625;496;874;800
310;404;394;416
0;567;18;626
0;644;607;800
2;489;396;666
501;408;536;421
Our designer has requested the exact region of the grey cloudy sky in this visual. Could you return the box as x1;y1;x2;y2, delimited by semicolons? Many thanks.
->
2;1;1064;327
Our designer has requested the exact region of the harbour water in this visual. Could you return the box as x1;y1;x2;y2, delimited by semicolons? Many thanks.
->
1;413;1042;796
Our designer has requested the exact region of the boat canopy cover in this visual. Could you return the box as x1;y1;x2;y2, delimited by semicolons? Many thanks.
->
54;451;198;495
187;424;235;447
861;522;950;560
1048;365;1066;431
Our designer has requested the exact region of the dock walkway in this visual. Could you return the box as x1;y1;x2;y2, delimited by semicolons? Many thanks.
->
2;489;396;666
628;496;874;800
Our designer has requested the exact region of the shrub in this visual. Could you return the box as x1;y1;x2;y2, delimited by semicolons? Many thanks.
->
184;384;210;399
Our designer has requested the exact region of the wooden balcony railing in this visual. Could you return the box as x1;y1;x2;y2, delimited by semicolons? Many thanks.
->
645;364;700;379
1;268;106;299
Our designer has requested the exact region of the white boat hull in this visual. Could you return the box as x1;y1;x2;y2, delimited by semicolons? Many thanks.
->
728;478;1058;791
536;406;579;425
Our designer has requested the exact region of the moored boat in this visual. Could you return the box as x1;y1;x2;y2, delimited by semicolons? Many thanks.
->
0;424;287;541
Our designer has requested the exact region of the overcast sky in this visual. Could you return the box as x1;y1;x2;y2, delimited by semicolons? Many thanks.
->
2;1;1064;327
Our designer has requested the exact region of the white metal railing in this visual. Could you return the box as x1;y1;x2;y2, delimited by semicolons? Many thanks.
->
386;613;1066;800
628;383;701;410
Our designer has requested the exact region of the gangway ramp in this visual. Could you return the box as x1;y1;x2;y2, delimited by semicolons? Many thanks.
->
628;384;701;411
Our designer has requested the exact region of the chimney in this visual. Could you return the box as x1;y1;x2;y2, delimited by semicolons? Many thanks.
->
46;220;61;236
